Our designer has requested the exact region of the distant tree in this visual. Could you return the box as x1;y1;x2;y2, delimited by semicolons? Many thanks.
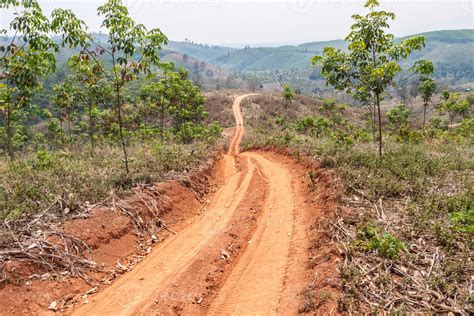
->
418;78;437;128
412;60;436;129
69;55;110;155
395;81;410;105
205;69;214;78
140;80;168;141
50;76;80;142
312;0;429;158
439;91;471;128
225;74;238;89
319;98;348;133
247;76;261;91
282;83;295;109
165;69;208;143
387;104;411;140
295;115;331;137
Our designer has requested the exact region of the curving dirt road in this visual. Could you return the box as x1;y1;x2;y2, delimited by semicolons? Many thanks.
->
72;94;308;315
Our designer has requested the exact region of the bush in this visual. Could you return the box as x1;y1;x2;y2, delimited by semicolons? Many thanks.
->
356;223;406;259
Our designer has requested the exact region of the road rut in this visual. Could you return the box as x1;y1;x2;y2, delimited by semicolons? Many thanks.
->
73;94;304;315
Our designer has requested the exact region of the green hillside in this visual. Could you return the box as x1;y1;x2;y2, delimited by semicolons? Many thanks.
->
166;29;474;85
166;41;236;63
213;46;316;71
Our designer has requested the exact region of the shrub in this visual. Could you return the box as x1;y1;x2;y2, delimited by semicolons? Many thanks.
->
356;223;406;259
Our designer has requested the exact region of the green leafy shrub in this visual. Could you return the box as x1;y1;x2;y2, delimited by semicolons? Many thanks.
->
356;223;406;259
295;115;331;137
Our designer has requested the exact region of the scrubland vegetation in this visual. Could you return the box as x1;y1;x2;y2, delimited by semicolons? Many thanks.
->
242;91;472;313
241;1;472;312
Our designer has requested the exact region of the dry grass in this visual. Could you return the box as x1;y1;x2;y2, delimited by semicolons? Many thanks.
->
0;141;215;221
204;92;236;128
243;127;473;314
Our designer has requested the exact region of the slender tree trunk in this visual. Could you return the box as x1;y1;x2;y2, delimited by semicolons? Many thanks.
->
60;119;64;146
116;85;129;175
88;99;95;156
5;89;14;161
332;113;336;134
67;118;72;141
371;46;382;155
373;104;377;143
422;102;427;130
143;107;147;131
160;103;164;142
376;92;383;159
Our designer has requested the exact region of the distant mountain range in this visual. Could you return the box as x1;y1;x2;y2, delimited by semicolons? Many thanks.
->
165;29;474;87
2;29;472;93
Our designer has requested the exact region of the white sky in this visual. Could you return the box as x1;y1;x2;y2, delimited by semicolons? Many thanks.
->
1;0;473;46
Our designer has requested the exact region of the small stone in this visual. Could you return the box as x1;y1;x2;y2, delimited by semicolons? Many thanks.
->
48;301;58;311
116;262;128;271
85;287;98;295
220;249;230;260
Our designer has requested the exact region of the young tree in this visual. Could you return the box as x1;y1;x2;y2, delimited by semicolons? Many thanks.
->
386;103;411;140
312;0;429;158
50;76;80;142
319;98;348;134
439;91;471;128
282;83;295;109
0;0;86;160
164;68;208;144
411;60;437;129
418;78;437;128
295;115;331;137
74;0;168;174
140;80;168;141
69;55;110;155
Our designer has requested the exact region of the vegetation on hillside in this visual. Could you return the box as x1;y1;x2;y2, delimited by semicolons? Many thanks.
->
242;89;473;313
0;0;223;221
239;1;473;312
162;29;474;94
312;0;431;157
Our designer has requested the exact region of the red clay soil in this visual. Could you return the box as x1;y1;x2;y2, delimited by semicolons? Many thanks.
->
0;156;220;315
0;94;343;315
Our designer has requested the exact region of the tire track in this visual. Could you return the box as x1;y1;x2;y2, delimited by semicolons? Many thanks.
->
72;94;259;315
208;153;295;315
72;93;301;315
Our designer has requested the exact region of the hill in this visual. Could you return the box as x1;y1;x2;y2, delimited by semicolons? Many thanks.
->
166;41;236;64
165;29;474;87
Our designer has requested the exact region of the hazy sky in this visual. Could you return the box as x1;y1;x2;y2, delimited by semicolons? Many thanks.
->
1;0;473;46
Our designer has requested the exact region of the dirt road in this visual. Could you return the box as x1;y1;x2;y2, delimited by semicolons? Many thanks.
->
72;94;310;315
